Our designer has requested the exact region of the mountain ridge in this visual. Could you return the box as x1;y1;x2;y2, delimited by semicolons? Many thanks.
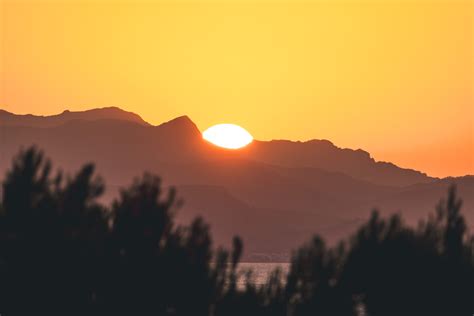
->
0;106;150;127
1;106;472;256
0;107;452;184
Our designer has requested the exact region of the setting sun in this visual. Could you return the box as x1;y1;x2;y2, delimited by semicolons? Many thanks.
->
203;124;253;149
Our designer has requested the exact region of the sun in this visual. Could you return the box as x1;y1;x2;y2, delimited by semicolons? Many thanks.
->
202;124;253;149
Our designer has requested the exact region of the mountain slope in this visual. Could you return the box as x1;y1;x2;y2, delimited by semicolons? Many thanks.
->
241;139;433;186
1;107;472;258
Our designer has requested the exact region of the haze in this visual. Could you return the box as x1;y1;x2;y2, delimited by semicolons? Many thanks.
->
0;0;472;177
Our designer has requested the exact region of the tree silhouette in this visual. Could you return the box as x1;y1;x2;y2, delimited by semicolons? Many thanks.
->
0;146;472;315
287;188;473;315
0;147;108;310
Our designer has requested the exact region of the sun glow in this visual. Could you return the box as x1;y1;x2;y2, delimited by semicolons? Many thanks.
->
202;124;253;149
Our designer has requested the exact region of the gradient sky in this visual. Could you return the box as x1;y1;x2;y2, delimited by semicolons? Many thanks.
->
0;0;472;177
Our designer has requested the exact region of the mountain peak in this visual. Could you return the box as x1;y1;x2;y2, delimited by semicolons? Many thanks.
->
155;115;201;138
165;115;194;125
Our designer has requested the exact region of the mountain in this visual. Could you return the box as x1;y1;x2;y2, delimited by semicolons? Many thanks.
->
241;139;433;186
1;107;472;259
0;106;149;127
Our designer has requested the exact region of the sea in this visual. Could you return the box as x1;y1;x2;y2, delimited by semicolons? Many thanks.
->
237;262;290;287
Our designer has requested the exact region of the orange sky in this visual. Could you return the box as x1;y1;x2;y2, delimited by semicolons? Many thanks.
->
0;0;472;177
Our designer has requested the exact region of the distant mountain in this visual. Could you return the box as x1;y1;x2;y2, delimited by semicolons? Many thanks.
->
0;106;149;127
241;140;433;186
1;107;472;259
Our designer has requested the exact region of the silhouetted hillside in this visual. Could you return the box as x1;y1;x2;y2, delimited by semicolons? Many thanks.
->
1;107;473;257
243;139;433;186
0;106;149;127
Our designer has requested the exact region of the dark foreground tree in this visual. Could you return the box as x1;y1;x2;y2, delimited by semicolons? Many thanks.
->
286;188;474;316
0;148;239;314
0;147;108;310
0;147;472;315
